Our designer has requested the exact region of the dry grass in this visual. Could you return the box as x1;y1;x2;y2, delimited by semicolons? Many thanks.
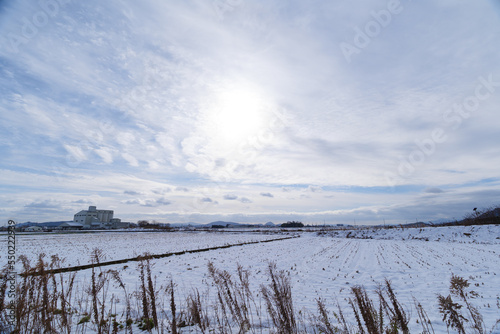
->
437;274;488;334
207;261;256;333
413;297;435;334
313;297;350;334
261;262;297;333
348;279;410;334
186;288;209;332
168;280;178;334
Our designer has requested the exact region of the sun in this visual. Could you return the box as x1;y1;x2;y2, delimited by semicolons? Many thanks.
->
206;88;267;143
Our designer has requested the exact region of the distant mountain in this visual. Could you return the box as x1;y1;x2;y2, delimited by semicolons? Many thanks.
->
430;218;451;225
265;222;275;227
401;222;432;228
205;221;270;228
169;222;203;227
17;221;38;227
42;221;73;227
18;221;71;228
206;221;240;227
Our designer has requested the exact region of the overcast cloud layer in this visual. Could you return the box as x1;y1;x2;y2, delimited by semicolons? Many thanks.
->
1;0;500;225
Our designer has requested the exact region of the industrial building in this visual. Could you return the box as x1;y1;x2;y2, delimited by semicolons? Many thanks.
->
73;206;123;229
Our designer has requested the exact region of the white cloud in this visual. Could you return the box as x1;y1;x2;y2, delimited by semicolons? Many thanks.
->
121;153;139;167
152;188;172;195
124;190;142;196
95;147;114;164
63;144;87;164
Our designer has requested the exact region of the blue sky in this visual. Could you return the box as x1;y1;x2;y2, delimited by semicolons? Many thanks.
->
1;0;500;225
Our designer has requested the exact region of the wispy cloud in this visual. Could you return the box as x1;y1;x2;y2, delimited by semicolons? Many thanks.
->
122;197;171;207
424;188;445;194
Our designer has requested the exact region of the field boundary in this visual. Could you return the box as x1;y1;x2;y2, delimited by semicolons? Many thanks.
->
20;235;297;277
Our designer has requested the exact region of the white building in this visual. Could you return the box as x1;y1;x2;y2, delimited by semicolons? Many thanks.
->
25;225;43;232
73;206;120;229
59;222;84;230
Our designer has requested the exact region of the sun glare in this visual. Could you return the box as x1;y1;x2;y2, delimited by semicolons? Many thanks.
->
207;89;267;143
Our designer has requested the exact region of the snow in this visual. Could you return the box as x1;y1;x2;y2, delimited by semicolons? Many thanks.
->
3;225;499;332
320;224;500;244
10;230;283;267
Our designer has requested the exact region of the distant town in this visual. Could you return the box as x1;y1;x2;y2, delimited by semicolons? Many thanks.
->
4;206;130;232
2;206;499;233
3;205;343;232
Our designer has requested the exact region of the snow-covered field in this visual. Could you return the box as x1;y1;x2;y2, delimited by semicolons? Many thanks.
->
321;224;500;244
3;225;500;333
9;230;283;267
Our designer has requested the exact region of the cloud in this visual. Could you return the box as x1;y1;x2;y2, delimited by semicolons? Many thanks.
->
260;192;274;198
156;197;172;206
72;199;92;204
63;144;87;164
124;190;142;196
224;194;238;200
123;199;141;205
17;199;66;220
306;185;322;193
122;197;171;207
121;153;139;167
240;197;252;203
424;187;445;194
24;200;61;209
152;188;172;195
95;147;114;164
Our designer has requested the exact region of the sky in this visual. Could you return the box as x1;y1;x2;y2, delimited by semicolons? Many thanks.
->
1;0;500;226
